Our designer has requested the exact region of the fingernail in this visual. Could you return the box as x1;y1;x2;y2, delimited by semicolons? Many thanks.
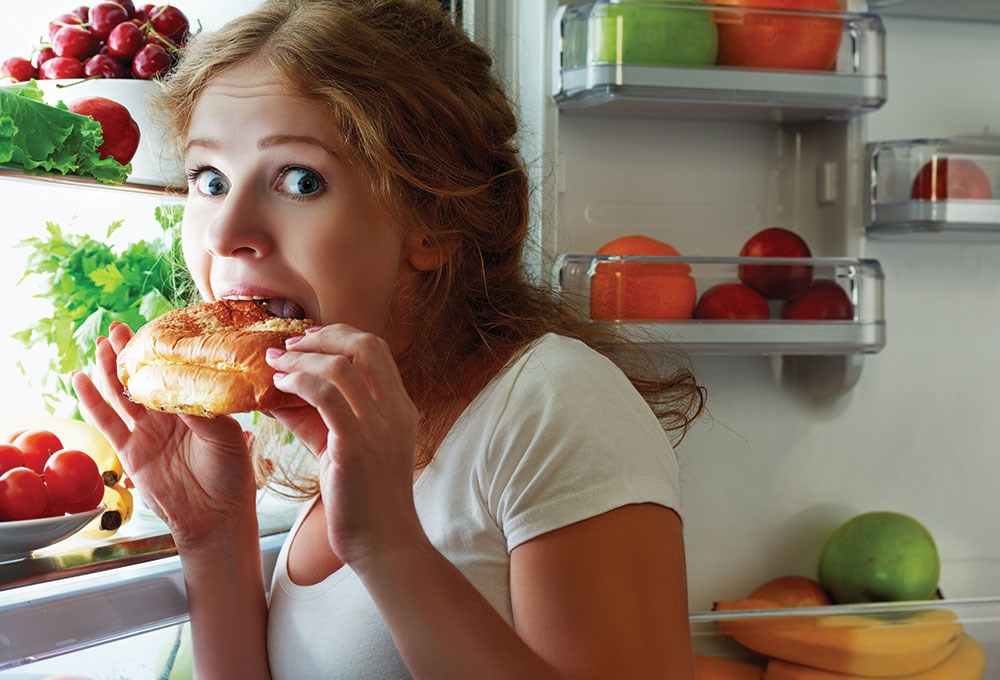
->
97;336;107;345
273;372;288;382
266;347;285;359
286;335;303;346
109;321;122;331
304;326;322;334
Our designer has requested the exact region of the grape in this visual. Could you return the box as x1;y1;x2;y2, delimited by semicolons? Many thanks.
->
132;43;171;79
85;53;127;78
90;2;130;39
39;56;85;79
1;56;36;82
53;25;99;61
107;21;144;59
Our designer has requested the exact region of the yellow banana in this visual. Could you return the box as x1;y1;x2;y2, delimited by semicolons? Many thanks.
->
79;484;134;539
715;598;963;677
762;634;985;680
0;414;125;487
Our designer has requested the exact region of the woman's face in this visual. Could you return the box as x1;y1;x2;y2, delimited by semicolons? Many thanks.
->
182;61;425;346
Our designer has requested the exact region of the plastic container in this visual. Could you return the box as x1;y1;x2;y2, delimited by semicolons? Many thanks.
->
552;1;887;121
866;137;1000;239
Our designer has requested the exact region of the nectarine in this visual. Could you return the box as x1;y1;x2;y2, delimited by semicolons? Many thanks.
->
780;281;852;320
738;227;813;301
910;158;992;201
694;282;770;320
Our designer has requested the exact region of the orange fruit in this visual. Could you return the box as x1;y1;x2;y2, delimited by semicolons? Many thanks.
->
590;235;696;321
714;0;843;71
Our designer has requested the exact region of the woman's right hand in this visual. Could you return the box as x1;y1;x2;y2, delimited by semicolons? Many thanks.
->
71;322;259;551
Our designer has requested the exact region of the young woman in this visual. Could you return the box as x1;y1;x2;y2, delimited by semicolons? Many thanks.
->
72;1;706;677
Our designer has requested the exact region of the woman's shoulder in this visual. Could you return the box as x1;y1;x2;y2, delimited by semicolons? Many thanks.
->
505;333;633;396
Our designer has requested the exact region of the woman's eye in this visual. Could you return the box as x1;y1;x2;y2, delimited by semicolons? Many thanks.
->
278;167;325;197
191;169;230;196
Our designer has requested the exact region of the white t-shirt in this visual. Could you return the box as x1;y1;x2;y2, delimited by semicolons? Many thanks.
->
267;333;682;679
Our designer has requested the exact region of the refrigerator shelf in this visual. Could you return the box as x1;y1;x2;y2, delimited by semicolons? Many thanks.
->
866;137;1000;239
554;254;885;356
869;0;1000;24
552;2;886;122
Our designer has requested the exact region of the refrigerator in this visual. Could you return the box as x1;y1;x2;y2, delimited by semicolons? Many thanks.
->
2;0;1000;677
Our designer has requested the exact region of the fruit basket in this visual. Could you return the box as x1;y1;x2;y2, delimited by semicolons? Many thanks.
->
553;254;885;354
866;137;1000;239
552;1;886;122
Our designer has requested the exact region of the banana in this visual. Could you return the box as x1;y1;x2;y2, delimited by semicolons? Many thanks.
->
79;484;134;540
714;598;963;677
762;634;986;680
695;654;764;679
0;414;125;487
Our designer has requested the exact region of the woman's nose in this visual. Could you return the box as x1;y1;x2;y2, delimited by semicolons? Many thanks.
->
203;187;273;259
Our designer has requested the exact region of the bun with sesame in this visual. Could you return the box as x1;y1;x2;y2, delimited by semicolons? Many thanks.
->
117;299;315;417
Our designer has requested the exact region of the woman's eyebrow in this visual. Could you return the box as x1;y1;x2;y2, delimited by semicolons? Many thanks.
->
258;135;339;157
185;138;220;153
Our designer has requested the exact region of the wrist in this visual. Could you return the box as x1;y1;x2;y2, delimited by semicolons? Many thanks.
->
175;510;261;559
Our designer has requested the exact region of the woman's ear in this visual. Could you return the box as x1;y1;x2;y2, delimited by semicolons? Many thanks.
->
404;232;458;271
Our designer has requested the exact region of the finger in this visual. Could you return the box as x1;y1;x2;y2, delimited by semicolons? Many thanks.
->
272;370;360;442
72;370;133;454
94;336;147;426
269;405;328;455
266;349;374;418
108;321;134;354
177;413;248;452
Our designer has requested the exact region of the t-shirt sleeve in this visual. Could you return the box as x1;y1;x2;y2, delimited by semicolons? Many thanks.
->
483;337;682;553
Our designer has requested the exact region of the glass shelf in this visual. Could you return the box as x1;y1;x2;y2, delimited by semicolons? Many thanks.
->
552;1;887;122
553;254;885;355
869;0;1000;24
866;137;1000;240
0;165;182;196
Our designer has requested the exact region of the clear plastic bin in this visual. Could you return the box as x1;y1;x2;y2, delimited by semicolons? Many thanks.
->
552;1;886;121
867;137;1000;239
553;254;885;355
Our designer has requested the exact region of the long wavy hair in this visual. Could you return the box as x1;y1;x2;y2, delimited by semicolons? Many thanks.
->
154;0;706;493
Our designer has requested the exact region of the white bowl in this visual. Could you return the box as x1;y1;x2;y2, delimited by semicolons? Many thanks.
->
32;78;184;188
0;506;105;562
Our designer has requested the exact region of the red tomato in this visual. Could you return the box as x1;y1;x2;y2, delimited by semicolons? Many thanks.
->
910;158;993;201
40;483;67;518
64;479;105;513
12;429;64;475
714;0;843;71
44;449;102;504
0;444;26;476
0;467;48;521
6;429;27;443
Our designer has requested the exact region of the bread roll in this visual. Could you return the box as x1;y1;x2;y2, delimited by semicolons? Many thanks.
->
117;300;316;417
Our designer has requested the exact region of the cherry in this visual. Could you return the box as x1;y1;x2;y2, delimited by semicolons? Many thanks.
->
118;0;137;18
85;53;127;78
150;5;189;42
72;5;91;22
39;56;85;80
1;56;36;82
53;25;99;61
135;4;156;22
90;2;130;38
49;13;83;42
107;21;144;59
35;47;57;68
132;43;171;79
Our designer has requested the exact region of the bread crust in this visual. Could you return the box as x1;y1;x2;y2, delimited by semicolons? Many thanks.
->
117;300;316;417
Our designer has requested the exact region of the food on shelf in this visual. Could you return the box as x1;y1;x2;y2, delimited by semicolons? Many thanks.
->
0;467;49;521
910;158;993;201
819;511;940;604
694;654;764;679
67;96;141;165
43;449;103;505
589;234;696;321
749;575;831;607
1;3;190;83
713;0;843;71
11;428;65;475
780;281;852;321
738;227;814;300
587;0;719;66
79;483;134;539
694;282;770;320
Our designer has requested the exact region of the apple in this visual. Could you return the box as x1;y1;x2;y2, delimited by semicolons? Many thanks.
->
68;96;141;165
694;282;769;320
910;158;993;201
819;511;940;604
749;575;831;606
738;227;813;300
780;281;852;320
714;0;843;71
588;0;719;67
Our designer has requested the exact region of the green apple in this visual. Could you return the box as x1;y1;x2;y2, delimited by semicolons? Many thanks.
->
588;0;719;66
819;511;940;604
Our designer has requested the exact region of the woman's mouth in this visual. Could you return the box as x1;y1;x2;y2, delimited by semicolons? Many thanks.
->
221;295;308;320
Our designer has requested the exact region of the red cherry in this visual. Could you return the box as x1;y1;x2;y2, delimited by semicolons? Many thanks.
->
150;5;189;41
53;25;99;61
1;56;37;82
39;56;85;79
135;3;156;22
107;21;144;58
49;13;83;42
35;47;57;68
72;5;91;22
118;0;137;18
132;43;171;79
85;53;127;78
90;2;130;38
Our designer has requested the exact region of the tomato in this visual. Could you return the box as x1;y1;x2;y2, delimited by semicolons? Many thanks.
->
44;449;102;504
64;479;105;513
0;467;48;521
6;429;27;443
0;444;26;476
12;429;64;475
40;483;67;518
714;0;843;71
910;158;993;201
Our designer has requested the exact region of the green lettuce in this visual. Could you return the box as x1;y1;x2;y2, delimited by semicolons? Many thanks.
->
0;80;131;184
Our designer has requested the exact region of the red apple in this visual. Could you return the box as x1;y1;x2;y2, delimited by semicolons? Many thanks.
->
910;158;993;201
68;96;141;165
750;575;831;606
738;227;813;300
780;280;853;320
694;283;770;320
714;0;843;71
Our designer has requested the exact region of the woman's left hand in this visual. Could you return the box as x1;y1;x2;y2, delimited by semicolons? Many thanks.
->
265;324;425;571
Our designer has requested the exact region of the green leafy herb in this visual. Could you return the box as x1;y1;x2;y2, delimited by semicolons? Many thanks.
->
0;80;130;184
14;204;197;413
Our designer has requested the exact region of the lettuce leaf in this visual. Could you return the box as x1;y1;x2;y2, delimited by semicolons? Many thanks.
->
0;80;131;184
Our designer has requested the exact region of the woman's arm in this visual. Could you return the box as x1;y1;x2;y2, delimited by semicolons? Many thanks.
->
355;502;693;680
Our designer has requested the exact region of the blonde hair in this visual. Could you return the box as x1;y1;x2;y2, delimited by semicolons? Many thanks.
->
156;0;706;494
